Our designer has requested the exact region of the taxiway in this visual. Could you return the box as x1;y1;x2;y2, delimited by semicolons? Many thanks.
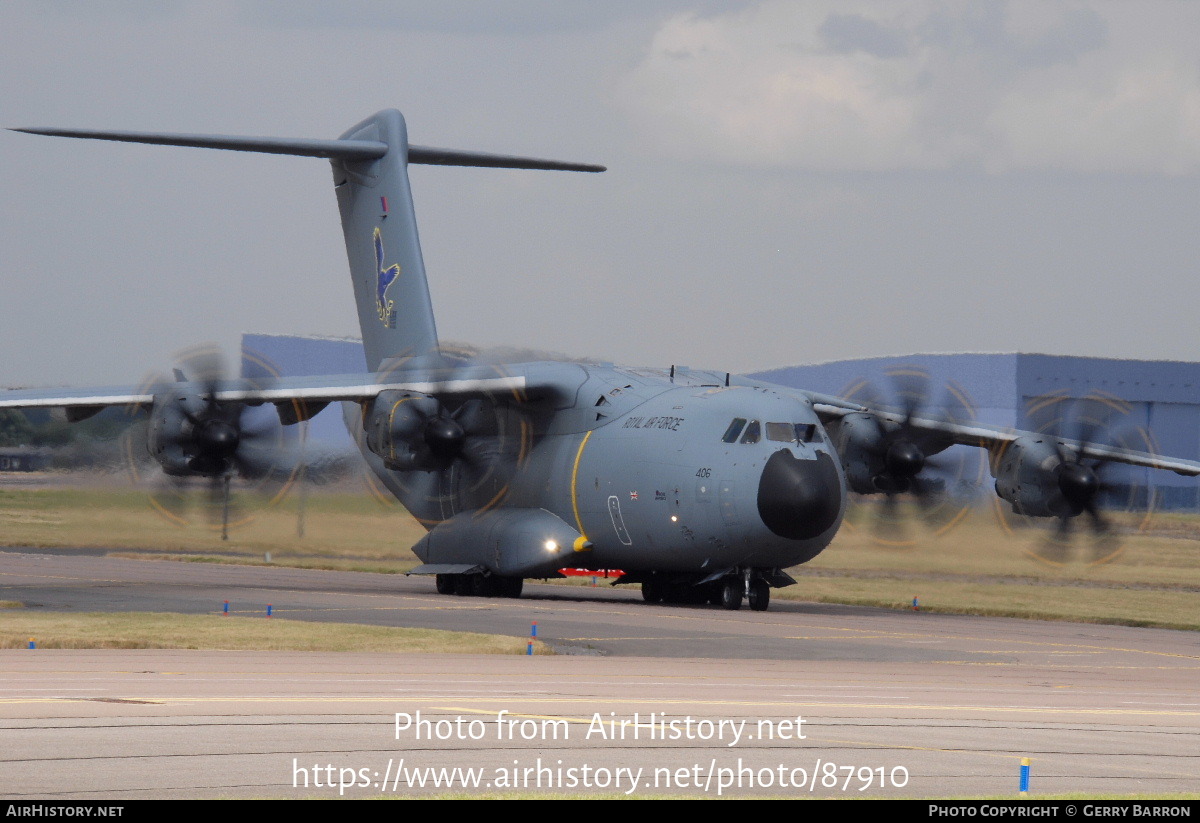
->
1;552;1197;798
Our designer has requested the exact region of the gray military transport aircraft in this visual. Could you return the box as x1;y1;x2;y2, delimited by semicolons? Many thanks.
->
4;109;1199;611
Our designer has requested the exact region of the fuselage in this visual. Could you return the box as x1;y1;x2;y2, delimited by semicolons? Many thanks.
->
350;362;847;576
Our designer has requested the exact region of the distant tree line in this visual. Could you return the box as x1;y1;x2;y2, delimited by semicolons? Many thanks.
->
0;408;137;447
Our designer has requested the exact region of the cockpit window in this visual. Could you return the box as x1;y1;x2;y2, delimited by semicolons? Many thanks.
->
722;418;747;443
740;420;761;444
766;422;820;443
766;422;795;442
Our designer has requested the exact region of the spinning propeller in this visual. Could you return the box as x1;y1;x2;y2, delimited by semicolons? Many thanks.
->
360;346;533;524
996;392;1155;565
127;347;300;539
837;368;986;545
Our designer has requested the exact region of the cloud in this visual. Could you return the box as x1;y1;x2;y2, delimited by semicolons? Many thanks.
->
235;0;752;35
819;13;910;60
616;0;1200;173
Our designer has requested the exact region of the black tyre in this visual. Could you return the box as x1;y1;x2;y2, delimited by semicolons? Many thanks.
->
435;574;454;595
748;579;770;611
498;576;524;598
642;579;664;603
721;579;743;610
472;574;498;597
453;574;473;596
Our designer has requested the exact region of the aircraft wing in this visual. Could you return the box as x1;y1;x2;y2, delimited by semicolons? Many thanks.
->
809;395;1200;477
0;366;570;419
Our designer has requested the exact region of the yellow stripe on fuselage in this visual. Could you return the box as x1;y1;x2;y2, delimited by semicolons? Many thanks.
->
570;430;593;542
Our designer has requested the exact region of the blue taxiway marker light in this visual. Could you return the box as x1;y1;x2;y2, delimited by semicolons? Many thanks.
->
1019;758;1031;794
223;600;230;616
526;622;538;656
267;604;273;618
27;638;35;650
912;596;920;611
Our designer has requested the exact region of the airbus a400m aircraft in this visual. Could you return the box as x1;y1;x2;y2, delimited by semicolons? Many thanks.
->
4;109;1199;611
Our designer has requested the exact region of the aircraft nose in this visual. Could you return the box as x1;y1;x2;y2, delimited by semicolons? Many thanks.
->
757;449;842;540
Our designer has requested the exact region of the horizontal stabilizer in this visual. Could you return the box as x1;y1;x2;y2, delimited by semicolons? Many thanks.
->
10;127;605;171
408;146;605;172
8;127;388;160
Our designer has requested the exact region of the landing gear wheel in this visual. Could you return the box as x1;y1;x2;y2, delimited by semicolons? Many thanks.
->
661;586;685;604
498;577;523;598
721;578;744;611
453;574;473;596
641;579;664;603
435;574;454;595
748;579;770;611
706;583;723;606
472;574;498;597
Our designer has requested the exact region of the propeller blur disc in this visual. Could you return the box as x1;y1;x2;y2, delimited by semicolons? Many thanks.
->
993;391;1156;567
125;344;303;534
838;366;986;548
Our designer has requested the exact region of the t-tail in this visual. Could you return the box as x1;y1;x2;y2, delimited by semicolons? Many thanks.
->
11;110;604;371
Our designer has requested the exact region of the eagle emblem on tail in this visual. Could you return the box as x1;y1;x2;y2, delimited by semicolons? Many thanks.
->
374;227;400;327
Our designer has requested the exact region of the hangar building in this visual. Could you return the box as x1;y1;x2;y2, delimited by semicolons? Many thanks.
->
755;353;1200;509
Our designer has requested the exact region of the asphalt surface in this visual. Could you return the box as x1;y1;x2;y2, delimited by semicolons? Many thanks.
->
1;551;1198;798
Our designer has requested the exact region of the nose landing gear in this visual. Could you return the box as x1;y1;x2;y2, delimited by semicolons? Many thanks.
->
720;578;744;610
640;570;774;610
720;570;771;611
747;578;770;611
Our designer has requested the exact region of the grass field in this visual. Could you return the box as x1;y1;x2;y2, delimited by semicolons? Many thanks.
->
0;482;426;560
789;502;1200;629
0;611;547;653
1;478;1198;630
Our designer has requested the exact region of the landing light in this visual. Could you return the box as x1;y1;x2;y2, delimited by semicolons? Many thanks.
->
670;515;678;522
544;540;559;552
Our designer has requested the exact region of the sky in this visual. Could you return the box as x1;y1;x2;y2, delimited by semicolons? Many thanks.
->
3;1;1200;388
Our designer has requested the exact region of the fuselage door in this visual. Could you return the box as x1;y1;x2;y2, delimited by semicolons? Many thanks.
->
719;479;740;525
607;495;633;545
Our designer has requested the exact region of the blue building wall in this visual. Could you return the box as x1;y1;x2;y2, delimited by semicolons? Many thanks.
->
240;334;367;450
753;353;1020;431
753;352;1200;509
1013;355;1200;508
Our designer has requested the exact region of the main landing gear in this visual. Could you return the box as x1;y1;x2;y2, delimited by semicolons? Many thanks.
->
435;573;523;598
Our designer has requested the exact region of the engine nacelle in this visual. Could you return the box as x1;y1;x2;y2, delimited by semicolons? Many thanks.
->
828;413;890;494
991;436;1077;518
364;390;446;471
147;396;199;476
829;412;940;495
145;391;259;477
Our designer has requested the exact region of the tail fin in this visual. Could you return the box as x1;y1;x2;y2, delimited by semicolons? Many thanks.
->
12;110;604;371
332;110;437;370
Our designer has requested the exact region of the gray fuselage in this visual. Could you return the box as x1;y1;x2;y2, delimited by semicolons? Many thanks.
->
351;362;846;576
